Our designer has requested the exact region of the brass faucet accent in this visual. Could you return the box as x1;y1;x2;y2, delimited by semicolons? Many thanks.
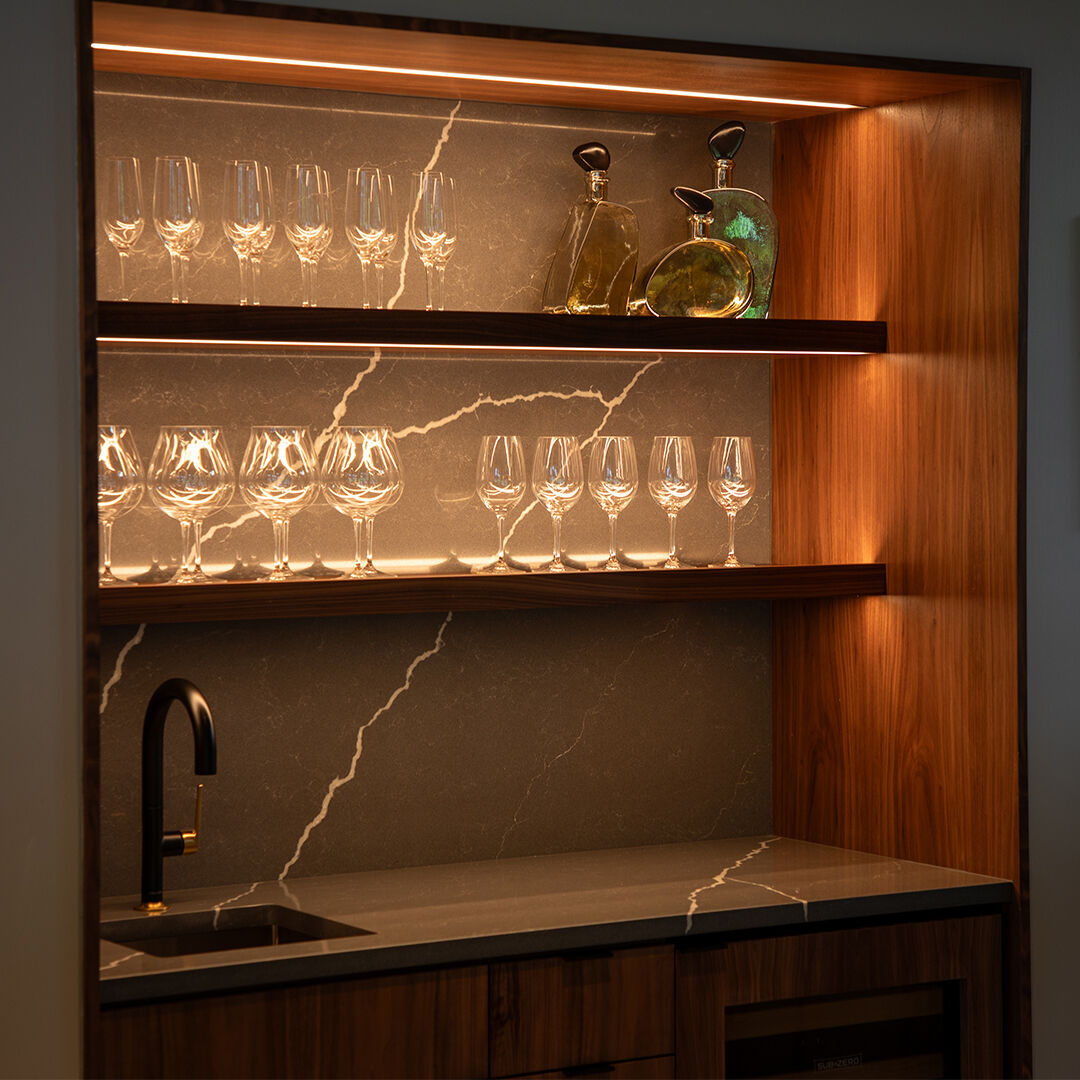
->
137;678;217;912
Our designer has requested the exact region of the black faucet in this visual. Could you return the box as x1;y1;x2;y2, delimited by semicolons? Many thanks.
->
138;678;217;912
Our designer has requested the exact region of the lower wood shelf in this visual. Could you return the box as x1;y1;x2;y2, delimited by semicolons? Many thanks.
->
98;562;886;624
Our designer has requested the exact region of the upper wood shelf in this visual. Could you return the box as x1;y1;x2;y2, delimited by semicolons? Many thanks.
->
92;1;1014;121
98;563;887;625
97;303;887;356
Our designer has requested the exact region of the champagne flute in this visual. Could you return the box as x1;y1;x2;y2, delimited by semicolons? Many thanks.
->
322;427;404;578
249;164;275;306
222;160;266;306
239;426;319;581
285;163;332;307
371;172;397;309
531;436;584;573
345;166;391;309
648;436;698;569
409;171;456;311
708;435;757;567
97;426;144;585
475;435;526;573
147;427;234;584
588;436;638;570
153;155;202;303
102;157;143;301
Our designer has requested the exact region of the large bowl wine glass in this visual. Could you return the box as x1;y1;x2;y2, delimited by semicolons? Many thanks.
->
153;155;202;303
322;427;404;578
588;436;638;570
708;435;757;567
648;435;698;569
409;171;456;311
102;156;143;301
222;160;266;306
475;435;526;573
147;426;234;583
345;166;393;310
97;425;144;585
239;426;319;581
531;435;583;573
285;163;332;307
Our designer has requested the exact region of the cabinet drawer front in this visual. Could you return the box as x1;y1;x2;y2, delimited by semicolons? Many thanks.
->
490;945;674;1077
520;1055;676;1079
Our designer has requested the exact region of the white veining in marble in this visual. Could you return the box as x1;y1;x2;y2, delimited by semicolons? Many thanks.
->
99;623;147;715
728;874;809;921
278;612;455;880
200;510;262;545
697;748;764;840
685;834;778;933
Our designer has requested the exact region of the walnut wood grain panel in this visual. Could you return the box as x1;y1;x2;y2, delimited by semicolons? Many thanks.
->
521;1057;675;1079
770;84;1023;889
489;946;674;1077
92;2;1009;120
99;963;487;1078
675;915;1002;1078
98;563;886;624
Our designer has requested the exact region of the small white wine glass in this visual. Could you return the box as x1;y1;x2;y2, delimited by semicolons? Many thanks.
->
708;435;757;567
322;427;404;578
248;164;275;306
409;171;456;311
345;166;392;309
531;435;583;573
98;425;144;585
102;157;143;301
475;435;526;574
285;163;332;307
239;426;319;581
153;155;202;303
648;435;698;569
222;160;266;306
588;436;638;570
371;172;397;309
147;426;234;583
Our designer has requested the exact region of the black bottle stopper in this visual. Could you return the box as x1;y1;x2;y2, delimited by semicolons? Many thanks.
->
672;186;715;216
573;142;611;172
708;121;746;162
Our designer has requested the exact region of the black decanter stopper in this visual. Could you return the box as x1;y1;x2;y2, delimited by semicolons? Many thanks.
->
673;186;715;216
707;121;746;161
573;142;611;172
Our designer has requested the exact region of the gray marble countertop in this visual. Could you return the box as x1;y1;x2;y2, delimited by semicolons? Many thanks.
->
100;835;1012;1005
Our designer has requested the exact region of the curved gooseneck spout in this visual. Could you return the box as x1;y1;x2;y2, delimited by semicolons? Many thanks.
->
139;678;217;912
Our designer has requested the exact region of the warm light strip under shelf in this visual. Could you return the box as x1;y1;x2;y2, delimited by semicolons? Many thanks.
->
90;42;860;111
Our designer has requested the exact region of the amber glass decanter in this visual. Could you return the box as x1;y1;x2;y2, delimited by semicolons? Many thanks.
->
633;187;753;317
704;121;778;319
542;142;639;315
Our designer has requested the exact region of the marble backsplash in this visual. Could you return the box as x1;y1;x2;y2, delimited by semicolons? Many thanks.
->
96;74;774;897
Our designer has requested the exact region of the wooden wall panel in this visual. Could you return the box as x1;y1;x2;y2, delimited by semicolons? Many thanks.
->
771;83;1022;886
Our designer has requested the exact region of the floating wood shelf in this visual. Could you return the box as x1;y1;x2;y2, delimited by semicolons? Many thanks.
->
96;303;887;356
98;563;887;625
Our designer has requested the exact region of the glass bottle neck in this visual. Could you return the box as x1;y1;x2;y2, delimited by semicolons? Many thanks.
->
713;159;735;189
688;213;711;239
585;170;609;202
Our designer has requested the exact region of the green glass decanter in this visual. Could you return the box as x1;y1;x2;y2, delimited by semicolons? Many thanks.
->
704;121;778;319
542;142;639;316
632;187;753;318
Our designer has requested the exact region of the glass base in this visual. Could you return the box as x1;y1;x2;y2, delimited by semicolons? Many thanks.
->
170;567;221;585
472;557;519;574
347;564;394;579
99;568;126;586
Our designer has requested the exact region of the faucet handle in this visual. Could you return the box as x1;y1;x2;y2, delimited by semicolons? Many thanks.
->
181;783;204;855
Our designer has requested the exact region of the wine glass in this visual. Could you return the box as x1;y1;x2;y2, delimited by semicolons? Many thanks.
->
153;155;202;303
345;166;392;309
371;172;397;309
531;436;584;573
409;171;456;311
97;426;144;585
222;160;266;306
321;427;404;578
708;435;757;567
285;163;332;307
475;435;526;574
588;436;638;570
147;427;234;584
101;157;143;301
239;426;319;581
648;436;698;569
248;164;275;306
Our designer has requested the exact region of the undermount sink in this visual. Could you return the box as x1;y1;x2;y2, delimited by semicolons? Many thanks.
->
101;904;372;957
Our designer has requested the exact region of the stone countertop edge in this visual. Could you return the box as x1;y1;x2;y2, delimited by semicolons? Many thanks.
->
99;835;1014;1006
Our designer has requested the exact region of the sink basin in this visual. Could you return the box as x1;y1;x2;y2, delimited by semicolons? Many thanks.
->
101;904;372;957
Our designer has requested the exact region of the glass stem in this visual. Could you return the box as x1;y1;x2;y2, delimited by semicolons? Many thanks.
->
551;513;563;567
192;519;204;573
375;263;386;309
252;258;263;306
300;258;312;307
179;254;190;304
495;513;507;564
117;250;130;301
237;252;251;306
273;518;286;573
364;516;375;571
423;262;435;311
360;258;371;309
435;264;446;311
168;250;181;303
179;519;193;573
352;517;364;575
667;512;678;563
101;520;114;576
726;510;737;564
608;513;618;563
309;260;318;308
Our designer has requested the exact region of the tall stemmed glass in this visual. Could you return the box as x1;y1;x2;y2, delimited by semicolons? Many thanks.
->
475;435;526;574
102;157;143;301
345;166;392;309
222;160;266;306
409;171;456;311
588;436;638;570
708;435;757;568
531;436;583;573
648;436;698;569
248;164;275;306
147;427;234;584
285;163;332;307
98;426;144;585
371;173;397;309
322;427;404;578
153;155;202;303
239;426;318;581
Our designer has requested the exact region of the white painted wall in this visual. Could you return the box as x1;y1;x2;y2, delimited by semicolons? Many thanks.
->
4;0;1076;1074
